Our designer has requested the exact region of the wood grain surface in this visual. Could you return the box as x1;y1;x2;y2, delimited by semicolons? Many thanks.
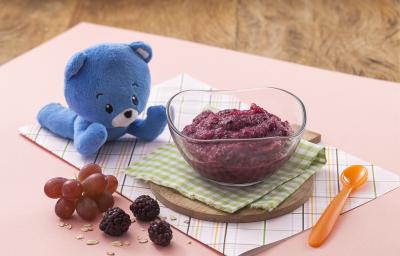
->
150;177;313;223
0;0;399;82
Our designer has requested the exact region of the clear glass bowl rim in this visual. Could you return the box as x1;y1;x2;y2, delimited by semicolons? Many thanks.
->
166;87;307;143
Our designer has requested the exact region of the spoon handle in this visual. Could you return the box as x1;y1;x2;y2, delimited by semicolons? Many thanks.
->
308;186;351;247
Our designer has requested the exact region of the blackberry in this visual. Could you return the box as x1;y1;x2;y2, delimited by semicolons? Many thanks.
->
130;195;160;221
99;207;131;236
148;220;173;246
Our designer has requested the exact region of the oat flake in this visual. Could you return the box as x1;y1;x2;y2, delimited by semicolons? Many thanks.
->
86;240;99;245
111;241;123;247
138;238;148;244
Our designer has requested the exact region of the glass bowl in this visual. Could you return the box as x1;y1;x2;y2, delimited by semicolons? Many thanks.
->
166;87;306;186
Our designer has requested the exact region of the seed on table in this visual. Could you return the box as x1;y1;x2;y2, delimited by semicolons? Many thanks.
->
86;240;99;245
138;238;148;244
75;234;84;240
188;241;192;245
106;252;115;256
65;224;72;230
80;227;93;232
58;222;66;227
169;215;177;221
124;241;130;246
111;241;123;247
83;224;93;228
183;219;189;224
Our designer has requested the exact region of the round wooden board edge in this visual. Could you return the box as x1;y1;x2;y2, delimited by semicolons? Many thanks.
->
150;176;314;223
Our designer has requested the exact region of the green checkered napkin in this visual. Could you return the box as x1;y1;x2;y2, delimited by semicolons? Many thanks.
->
250;153;325;210
126;140;326;213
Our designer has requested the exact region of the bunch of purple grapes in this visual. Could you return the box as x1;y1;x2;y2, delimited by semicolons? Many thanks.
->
44;163;118;220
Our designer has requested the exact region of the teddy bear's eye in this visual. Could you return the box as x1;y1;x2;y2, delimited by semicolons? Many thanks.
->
132;95;139;106
105;104;113;114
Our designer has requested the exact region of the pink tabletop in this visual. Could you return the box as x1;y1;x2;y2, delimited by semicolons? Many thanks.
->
1;23;399;255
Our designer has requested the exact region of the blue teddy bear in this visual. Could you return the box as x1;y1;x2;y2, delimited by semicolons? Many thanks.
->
37;42;167;156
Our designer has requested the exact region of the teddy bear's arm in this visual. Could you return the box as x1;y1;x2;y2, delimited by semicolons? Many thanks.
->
37;103;76;139
73;116;108;156
127;105;167;141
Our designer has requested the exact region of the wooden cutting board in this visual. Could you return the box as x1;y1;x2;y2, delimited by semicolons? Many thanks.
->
150;129;321;223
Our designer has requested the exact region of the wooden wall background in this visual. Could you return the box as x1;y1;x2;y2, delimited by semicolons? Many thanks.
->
0;0;399;82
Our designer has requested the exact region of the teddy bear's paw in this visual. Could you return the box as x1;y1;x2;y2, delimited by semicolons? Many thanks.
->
127;105;167;141
74;123;107;156
146;105;168;137
146;105;167;124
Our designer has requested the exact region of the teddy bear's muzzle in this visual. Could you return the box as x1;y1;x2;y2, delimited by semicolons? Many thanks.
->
112;108;138;127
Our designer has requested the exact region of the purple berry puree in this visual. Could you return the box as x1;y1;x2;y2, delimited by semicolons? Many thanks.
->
180;104;296;185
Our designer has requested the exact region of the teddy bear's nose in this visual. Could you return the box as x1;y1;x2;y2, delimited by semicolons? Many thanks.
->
124;110;133;118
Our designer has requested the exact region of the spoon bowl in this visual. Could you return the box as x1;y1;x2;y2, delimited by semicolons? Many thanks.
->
340;165;369;190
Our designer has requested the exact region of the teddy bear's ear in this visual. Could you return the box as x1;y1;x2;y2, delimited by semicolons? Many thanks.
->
65;52;87;80
128;41;152;63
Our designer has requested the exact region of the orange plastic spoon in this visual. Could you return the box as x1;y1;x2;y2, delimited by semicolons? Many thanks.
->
308;165;368;247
